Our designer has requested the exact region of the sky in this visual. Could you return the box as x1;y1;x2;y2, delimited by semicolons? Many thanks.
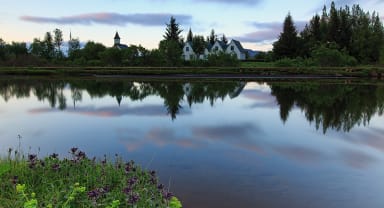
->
0;0;383;51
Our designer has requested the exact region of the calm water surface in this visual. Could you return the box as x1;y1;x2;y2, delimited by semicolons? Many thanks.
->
1;78;384;208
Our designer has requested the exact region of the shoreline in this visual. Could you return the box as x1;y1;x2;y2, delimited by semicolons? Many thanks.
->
0;66;383;79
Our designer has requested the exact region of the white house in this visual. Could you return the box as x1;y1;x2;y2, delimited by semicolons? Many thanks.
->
182;39;247;61
183;42;195;61
226;40;246;60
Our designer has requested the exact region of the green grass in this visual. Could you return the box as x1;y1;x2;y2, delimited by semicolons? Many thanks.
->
0;65;383;78
240;61;275;68
0;148;182;208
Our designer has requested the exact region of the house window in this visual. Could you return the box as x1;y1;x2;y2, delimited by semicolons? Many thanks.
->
214;46;218;51
230;46;234;51
186;47;189;52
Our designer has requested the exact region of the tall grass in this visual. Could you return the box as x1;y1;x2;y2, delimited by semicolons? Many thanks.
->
0;148;182;208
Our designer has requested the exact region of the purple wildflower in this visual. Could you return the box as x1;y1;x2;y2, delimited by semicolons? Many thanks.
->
157;184;165;190
52;163;60;171
50;153;58;159
128;193;140;204
162;191;173;200
128;177;138;186
123;187;132;195
87;190;99;199
28;154;37;162
70;147;78;154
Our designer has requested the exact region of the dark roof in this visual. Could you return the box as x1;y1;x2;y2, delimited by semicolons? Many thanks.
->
217;41;227;50
114;43;128;49
206;43;213;51
114;32;120;39
231;40;246;53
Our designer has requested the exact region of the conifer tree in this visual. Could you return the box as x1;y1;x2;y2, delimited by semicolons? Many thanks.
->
273;13;298;59
187;28;193;42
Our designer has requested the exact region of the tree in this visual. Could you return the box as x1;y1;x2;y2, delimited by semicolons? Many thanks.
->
100;48;122;66
369;13;384;62
43;32;54;59
81;41;106;61
68;38;80;60
0;38;6;60
29;38;45;57
7;42;27;58
220;34;228;44
159;40;182;66
328;2;340;43
273;13;299;59
208;29;217;45
191;35;206;58
163;16;183;43
187;28;193;42
53;28;63;58
319;5;328;42
161;16;184;66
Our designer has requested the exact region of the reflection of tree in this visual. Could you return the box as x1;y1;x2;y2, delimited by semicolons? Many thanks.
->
71;88;82;109
270;82;384;132
0;79;246;120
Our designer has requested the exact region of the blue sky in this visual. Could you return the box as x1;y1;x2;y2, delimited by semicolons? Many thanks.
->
0;0;383;51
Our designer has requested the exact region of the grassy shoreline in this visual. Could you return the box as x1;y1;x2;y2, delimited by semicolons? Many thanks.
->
0;148;182;208
0;66;383;78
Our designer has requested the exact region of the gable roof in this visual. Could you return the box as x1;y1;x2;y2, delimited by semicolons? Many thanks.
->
217;40;227;50
114;43;128;49
231;40;246;53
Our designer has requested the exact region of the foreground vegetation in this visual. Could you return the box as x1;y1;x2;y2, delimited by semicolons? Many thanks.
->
0;148;182;208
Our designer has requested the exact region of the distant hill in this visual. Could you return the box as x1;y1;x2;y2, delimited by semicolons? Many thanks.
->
245;49;261;59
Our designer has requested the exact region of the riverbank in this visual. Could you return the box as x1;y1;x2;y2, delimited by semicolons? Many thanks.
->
0;66;383;78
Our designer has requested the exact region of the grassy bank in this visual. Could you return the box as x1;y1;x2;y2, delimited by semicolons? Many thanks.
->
0;66;384;78
0;148;182;208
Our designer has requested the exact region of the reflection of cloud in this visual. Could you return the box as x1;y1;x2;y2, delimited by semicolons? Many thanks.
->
242;89;277;109
118;127;201;152
273;146;326;164
341;127;384;152
340;150;378;169
193;123;258;140
193;123;265;153
29;105;191;117
21;13;192;26
118;123;265;153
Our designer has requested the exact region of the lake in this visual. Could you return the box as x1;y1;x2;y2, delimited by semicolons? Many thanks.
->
1;77;384;208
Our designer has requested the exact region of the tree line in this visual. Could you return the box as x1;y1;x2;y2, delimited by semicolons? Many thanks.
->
0;17;238;67
270;1;384;66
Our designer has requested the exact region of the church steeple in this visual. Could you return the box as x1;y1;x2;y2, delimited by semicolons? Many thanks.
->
114;31;120;45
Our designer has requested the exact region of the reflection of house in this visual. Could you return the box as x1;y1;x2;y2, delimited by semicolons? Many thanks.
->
113;32;128;49
182;39;247;61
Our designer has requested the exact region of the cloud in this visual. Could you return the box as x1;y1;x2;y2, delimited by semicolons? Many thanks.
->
234;21;307;43
20;13;192;26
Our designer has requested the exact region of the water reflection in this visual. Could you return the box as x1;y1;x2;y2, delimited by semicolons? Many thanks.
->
1;78;384;208
1;79;383;132
269;81;384;132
